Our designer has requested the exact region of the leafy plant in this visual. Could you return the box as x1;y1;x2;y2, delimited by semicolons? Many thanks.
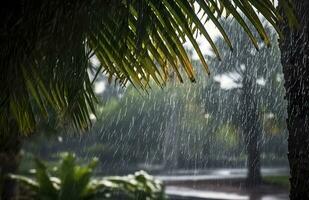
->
0;0;297;134
10;153;166;200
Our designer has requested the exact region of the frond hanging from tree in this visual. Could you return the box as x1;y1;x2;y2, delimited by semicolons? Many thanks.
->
0;0;296;133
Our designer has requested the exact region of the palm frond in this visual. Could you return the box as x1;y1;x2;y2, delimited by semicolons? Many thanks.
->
0;0;297;134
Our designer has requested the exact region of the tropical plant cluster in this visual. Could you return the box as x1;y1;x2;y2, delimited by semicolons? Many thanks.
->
11;153;166;200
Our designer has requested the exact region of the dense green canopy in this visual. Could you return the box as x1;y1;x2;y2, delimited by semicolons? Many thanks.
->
0;0;296;133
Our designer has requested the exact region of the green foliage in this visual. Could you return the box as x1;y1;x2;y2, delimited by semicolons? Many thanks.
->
20;18;290;169
10;153;166;200
0;0;296;134
263;175;290;188
90;78;244;167
216;124;238;149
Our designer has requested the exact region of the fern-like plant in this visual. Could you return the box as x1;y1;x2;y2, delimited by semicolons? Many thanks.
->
10;153;166;200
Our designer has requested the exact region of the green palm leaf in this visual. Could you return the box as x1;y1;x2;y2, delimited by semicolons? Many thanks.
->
0;0;297;134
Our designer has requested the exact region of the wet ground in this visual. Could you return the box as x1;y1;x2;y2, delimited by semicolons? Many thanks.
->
165;183;288;200
156;168;289;200
157;168;289;181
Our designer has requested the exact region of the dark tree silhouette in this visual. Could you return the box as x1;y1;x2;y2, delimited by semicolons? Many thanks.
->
279;0;309;198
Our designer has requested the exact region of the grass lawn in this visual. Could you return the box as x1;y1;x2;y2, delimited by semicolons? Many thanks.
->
263;175;290;188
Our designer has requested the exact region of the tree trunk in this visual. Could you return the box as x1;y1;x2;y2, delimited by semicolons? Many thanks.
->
0;121;22;200
163;74;181;170
279;0;309;198
242;73;262;186
163;92;180;170
245;127;262;186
